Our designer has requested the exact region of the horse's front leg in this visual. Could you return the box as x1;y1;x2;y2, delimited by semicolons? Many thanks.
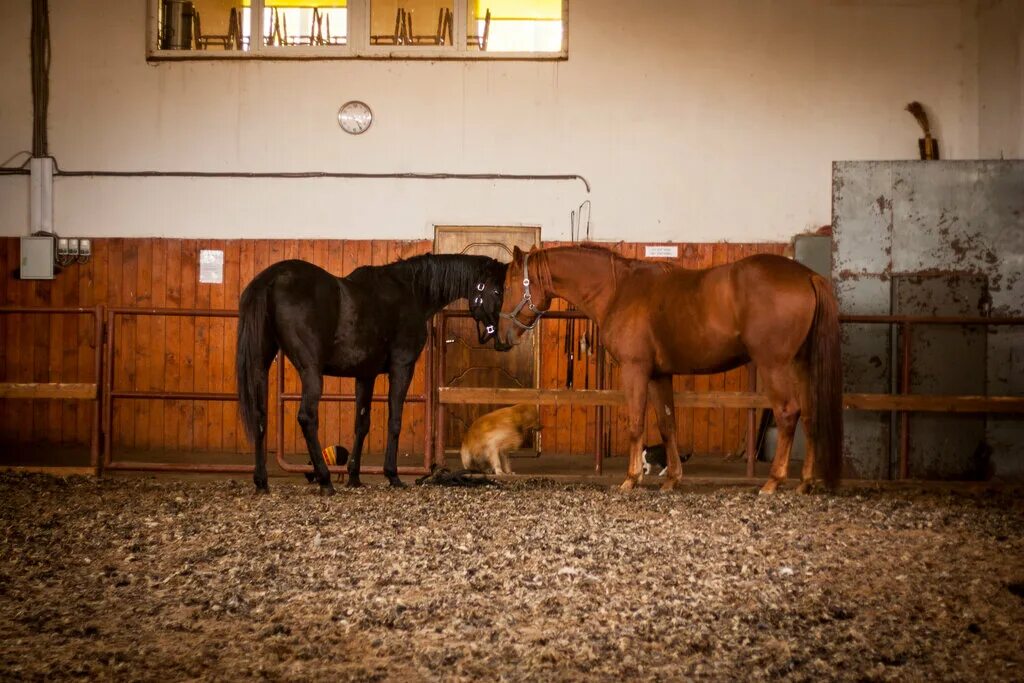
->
381;362;415;488
296;370;334;495
620;364;650;491
346;375;376;488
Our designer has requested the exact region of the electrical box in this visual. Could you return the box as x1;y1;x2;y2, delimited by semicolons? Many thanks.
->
20;236;54;280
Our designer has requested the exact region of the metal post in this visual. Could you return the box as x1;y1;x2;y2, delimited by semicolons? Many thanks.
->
899;322;912;479
745;363;757;478
101;309;116;473
423;318;434;470
277;350;286;467
593;331;604;475
91;305;104;475
434;311;448;467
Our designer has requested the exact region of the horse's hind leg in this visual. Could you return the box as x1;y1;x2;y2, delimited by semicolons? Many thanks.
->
296;370;335;495
648;376;683;492
346;376;375;488
759;364;803;495
797;377;817;494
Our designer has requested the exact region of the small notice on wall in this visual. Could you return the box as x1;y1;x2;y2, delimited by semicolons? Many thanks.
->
645;245;678;258
199;250;224;284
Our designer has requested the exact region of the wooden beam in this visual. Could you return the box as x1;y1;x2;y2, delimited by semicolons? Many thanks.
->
1;466;96;476
844;393;1024;414
438;387;1024;414
0;383;97;400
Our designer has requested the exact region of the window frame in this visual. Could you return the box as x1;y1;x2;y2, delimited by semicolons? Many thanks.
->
146;0;568;61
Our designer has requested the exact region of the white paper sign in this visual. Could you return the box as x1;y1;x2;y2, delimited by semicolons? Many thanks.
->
199;249;224;284
645;245;678;258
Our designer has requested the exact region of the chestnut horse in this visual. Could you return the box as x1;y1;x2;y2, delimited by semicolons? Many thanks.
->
498;244;843;493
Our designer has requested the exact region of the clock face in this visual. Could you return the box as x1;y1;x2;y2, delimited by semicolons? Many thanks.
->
338;101;373;135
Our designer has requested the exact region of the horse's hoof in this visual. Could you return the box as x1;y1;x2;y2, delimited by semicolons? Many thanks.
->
660;478;680;492
619;478;637;492
304;472;316;484
759;480;780;495
254;486;270;495
387;479;407;489
346;478;363;488
796;481;813;495
319;485;336;497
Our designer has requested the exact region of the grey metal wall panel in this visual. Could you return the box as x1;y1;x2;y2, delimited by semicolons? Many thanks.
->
832;160;1024;480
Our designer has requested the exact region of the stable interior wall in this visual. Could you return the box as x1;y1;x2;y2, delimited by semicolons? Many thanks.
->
2;1;1021;243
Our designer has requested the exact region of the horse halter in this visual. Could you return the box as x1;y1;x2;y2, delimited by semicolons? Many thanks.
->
501;252;546;332
470;281;497;338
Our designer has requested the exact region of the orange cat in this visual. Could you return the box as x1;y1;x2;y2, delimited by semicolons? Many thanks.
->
460;404;541;475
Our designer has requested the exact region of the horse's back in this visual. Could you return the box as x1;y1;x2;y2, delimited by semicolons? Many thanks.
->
605;254;818;373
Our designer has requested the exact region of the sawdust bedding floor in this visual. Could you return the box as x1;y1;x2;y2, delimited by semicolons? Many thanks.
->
1;473;1022;681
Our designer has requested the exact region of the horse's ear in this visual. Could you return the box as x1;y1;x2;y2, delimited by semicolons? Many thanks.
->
512;245;524;263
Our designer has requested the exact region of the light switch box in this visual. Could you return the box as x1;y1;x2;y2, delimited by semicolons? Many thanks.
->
20;236;54;279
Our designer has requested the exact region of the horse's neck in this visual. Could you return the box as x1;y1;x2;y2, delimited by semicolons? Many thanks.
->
545;249;622;325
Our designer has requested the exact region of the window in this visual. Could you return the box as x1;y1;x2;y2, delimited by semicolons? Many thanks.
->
149;0;566;59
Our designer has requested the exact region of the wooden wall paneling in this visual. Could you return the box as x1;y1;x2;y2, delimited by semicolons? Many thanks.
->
84;239;107;445
8;248;28;443
0;241;10;442
162;241;183;456
11;245;32;444
31;278;52;444
41;266;62;444
179;240;199;452
47;264;65;444
133;239;153;450
68;241;91;445
146;239;167;452
193;241;214;452
122;239;140;451
206;239;226;453
105;240;126;452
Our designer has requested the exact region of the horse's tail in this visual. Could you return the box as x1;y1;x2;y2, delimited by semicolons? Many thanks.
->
809;274;844;490
236;278;277;445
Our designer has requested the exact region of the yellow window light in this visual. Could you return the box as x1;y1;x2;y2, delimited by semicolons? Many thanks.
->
473;0;560;21
242;1;347;7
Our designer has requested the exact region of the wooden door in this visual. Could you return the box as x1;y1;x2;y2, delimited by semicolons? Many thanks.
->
434;226;540;457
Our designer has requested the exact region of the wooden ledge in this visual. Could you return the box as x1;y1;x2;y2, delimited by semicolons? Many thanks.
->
0;383;98;400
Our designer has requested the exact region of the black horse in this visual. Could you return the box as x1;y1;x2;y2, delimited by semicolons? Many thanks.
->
236;255;508;494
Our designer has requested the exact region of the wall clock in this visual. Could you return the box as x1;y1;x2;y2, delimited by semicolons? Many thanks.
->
337;100;373;135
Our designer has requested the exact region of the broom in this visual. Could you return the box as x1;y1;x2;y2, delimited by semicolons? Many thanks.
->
906;101;939;160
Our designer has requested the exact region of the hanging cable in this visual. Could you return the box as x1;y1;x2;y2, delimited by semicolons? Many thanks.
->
31;0;51;157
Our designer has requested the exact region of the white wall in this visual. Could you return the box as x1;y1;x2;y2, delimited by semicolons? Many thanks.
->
0;0;1020;242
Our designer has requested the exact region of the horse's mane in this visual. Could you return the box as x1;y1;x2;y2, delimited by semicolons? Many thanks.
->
382;253;505;304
